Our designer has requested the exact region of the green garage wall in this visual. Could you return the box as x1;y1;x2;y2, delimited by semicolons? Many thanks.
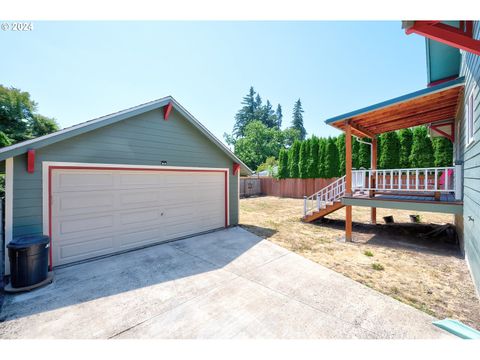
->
11;107;239;239
456;21;480;295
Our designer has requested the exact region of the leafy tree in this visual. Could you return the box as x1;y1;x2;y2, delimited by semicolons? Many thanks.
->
282;127;301;148
291;99;306;140
0;85;59;146
324;137;339;178
357;138;371;169
308;136;320;178
318;137;327;178
257;156;278;175
433;136;453;167
398;128;413;168
410;126;435;168
379;131;401;169
336;134;346;176
278;148;289;179
232;120;284;170
275;104;283;129
288;140;301;178
0;131;12;147
299;140;310;178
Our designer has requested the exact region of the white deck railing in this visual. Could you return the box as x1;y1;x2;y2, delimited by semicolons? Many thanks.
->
303;176;346;216
352;166;461;198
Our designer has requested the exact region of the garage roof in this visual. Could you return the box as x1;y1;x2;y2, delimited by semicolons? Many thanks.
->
325;77;464;137
0;96;252;175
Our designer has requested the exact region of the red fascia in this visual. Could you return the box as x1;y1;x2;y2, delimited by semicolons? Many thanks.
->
406;21;480;56
427;75;459;88
233;162;241;176
163;102;173;120
27;149;35;173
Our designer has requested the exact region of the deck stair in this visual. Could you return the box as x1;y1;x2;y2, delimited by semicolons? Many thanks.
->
303;176;346;223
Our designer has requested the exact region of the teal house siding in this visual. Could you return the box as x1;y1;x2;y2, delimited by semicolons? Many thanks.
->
456;21;480;294
11;107;240;239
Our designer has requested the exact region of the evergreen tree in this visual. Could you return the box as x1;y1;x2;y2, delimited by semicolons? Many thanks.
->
410;126;435;167
275;104;283;129
288;140;301;178
318;138;327;178
325;137;340;178
308;136;320;178
299;140;310;178
379;131;401;169
358;138;371;169
352;137;360;169
433;137;453;167
233;87;257;137
278;148;289;179
291;99;306;140
336;134;346;176
399;128;413;168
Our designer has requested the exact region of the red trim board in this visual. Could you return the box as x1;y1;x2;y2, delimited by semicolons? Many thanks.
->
47;165;229;269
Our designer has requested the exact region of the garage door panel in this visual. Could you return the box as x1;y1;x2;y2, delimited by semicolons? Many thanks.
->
119;209;163;226
58;235;114;264
51;168;226;266
54;172;114;192
117;227;164;248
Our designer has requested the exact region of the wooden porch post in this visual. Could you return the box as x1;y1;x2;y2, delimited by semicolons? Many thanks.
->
370;137;377;224
345;122;352;242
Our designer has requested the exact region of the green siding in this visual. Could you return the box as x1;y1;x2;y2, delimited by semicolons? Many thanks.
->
11;107;239;239
456;21;480;295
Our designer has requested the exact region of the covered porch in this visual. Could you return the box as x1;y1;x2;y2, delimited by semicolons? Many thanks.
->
324;77;464;241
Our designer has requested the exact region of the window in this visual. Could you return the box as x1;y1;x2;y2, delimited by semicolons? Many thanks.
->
466;89;474;146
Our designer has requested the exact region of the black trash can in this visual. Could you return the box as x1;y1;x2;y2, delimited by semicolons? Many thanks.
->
8;235;50;288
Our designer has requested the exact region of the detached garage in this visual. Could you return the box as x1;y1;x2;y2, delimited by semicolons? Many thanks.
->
0;97;251;275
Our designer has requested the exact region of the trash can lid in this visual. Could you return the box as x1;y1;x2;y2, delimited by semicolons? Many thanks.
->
7;235;50;249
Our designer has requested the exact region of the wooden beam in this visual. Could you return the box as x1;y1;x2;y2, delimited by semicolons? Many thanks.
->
345;122;353;242
350;122;375;138
163;102;173;120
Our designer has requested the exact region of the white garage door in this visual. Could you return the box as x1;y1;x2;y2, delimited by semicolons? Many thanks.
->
50;168;226;266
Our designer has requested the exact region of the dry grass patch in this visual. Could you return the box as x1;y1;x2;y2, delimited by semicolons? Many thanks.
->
240;196;480;329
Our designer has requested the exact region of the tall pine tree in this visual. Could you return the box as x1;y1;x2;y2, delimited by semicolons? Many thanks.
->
277;148;289;179
291;99;306;140
325;137;340;178
233;87;257;137
357;138;371;169
410;126;435;167
288;140;301;178
433;137;453;167
336;134;346;176
318;138;327;178
299;140;310;178
399;128;413;168
379;131;401;169
275;104;283;129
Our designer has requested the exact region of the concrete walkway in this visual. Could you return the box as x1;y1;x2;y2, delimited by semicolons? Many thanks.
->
0;227;452;339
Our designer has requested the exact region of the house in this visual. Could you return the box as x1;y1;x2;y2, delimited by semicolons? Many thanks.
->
0;97;251;277
303;21;480;295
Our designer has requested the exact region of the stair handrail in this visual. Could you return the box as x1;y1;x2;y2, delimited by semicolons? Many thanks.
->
303;176;346;216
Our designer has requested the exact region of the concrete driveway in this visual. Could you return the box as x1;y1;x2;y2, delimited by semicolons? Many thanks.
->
0;227;451;339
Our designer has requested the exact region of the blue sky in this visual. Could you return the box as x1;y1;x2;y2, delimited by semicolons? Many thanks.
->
1;21;427;142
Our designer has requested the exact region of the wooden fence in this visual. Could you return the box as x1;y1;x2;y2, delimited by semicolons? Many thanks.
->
240;177;338;199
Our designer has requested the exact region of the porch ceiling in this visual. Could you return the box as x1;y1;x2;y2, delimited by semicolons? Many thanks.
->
325;77;464;138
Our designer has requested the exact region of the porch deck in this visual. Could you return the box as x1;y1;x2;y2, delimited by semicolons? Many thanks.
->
342;190;463;215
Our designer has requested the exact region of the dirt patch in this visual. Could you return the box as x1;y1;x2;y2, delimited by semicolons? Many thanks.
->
240;196;480;330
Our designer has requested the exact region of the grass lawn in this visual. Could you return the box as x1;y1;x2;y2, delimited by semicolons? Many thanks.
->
240;196;480;330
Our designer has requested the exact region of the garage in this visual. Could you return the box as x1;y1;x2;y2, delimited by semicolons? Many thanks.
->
1;96;251;274
49;166;227;266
